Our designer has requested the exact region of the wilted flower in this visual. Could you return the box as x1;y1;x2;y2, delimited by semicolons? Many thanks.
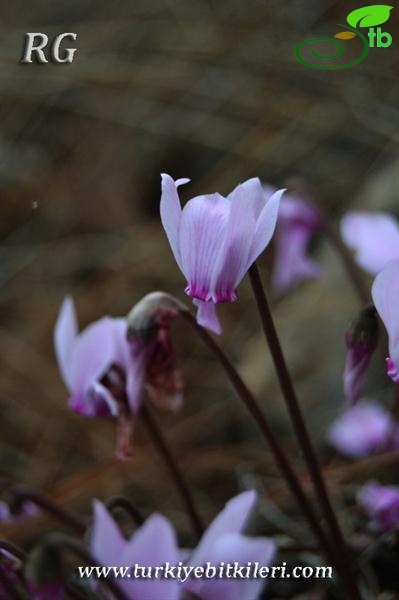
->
160;174;284;334
343;307;379;405
91;490;275;599
54;294;184;460
126;292;185;413
358;481;399;532
341;211;399;275
328;401;397;459
372;260;399;383
271;192;322;294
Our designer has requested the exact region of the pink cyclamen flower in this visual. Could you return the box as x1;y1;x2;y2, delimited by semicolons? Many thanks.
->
343;307;379;405
54;294;183;460
160;174;284;334
358;481;399;532
271;191;322;294
91;490;275;600
328;401;397;459
341;211;399;275
372;260;399;383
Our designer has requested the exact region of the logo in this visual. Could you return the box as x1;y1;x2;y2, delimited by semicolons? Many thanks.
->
296;4;393;69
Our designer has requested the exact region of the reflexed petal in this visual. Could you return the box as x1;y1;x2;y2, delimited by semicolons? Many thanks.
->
358;481;399;532
247;189;284;267
372;260;399;368
185;533;275;600
54;296;78;389
194;299;222;334
121;514;180;600
160;174;189;271
328;401;393;458
210;179;261;301
190;490;257;568
341;212;399;275
69;317;119;409
91;500;127;566
179;193;229;300
272;225;321;294
228;177;268;219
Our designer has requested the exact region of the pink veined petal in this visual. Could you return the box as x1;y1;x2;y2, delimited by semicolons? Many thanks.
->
210;179;263;301
68;317;119;406
190;490;257;568
194;299;222;335
54;296;78;389
341;212;399;275
120;514;180;600
372;260;399;368
246;189;285;267
228;177;269;220
179;193;230;301
160;174;189;271
90;500;127;566
185;533;276;600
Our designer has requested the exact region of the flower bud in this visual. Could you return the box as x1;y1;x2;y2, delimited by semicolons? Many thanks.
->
343;306;379;405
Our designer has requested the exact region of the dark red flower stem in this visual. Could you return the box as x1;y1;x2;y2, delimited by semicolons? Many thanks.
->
180;312;339;565
141;404;204;539
248;263;361;599
321;219;369;306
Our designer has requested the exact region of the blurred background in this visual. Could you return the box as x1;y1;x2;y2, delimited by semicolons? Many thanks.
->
0;0;399;590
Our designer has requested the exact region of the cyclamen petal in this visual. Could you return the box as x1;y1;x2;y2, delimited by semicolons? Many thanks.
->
54;296;78;389
189;490;257;568
194;299;222;335
90;491;273;600
179;192;230;301
372;260;399;382
341;211;399;275
272;193;322;294
185;533;276;600
160;174;189;270
358;481;399;532
160;174;284;333
328;401;395;458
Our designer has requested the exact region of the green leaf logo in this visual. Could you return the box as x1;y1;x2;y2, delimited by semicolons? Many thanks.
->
347;5;393;28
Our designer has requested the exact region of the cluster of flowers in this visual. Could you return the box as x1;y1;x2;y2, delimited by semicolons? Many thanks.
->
2;175;399;599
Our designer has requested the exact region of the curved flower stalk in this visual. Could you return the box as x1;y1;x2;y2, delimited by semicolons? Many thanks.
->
341;211;399;276
358;481;399;532
328;401;399;459
54;295;183;460
160;174;284;334
271;190;322;294
372;260;399;383
90;490;275;600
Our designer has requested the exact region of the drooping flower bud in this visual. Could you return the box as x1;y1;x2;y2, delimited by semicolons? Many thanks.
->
343;306;379;405
127;292;187;413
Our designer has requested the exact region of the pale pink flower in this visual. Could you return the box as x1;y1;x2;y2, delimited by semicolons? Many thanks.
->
160;174;284;333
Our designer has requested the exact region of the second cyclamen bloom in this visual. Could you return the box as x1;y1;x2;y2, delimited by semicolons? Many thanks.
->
160;174;284;333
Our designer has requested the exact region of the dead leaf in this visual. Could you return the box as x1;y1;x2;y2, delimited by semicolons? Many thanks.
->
334;31;356;40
